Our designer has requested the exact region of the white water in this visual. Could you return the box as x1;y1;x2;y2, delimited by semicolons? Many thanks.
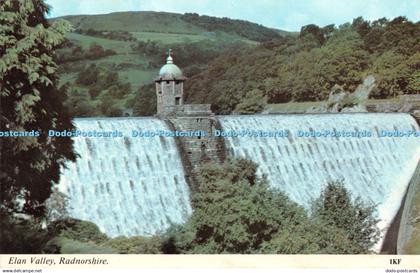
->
58;114;419;250
219;113;420;250
59;118;192;237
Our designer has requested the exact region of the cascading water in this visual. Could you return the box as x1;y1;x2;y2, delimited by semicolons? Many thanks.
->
58;118;192;238
58;113;419;251
219;113;420;249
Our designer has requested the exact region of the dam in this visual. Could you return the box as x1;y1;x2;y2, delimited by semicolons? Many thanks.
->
57;52;420;251
58;118;192;237
58;113;420;250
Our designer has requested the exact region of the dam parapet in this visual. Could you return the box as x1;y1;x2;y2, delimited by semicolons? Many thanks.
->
157;104;213;117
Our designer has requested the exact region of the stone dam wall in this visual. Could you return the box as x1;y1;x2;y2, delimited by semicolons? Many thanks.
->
166;115;225;190
397;161;420;254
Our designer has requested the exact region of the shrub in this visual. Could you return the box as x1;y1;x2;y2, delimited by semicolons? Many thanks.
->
44;237;117;254
99;94;122;116
48;218;108;245
76;64;100;86
100;236;163;254
234;89;266;114
108;83;131;99
88;86;103;99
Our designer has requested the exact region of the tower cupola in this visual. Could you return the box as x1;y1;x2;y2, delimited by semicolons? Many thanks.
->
155;49;186;115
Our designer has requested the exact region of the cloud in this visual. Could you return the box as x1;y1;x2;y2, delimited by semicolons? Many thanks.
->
45;0;420;31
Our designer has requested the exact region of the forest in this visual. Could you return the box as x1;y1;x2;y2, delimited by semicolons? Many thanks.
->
185;17;420;114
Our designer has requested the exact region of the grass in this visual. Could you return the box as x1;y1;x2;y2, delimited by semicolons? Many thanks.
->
66;32;131;53
59;53;157;89
61;14;258;92
365;98;401;104
85;53;150;68
67;30;214;48
60;11;205;34
266;98;404;113
266;101;324;113
58;72;77;87
131;31;211;44
119;69;158;89
131;31;257;45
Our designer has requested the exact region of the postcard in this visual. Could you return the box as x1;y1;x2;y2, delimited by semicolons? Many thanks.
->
1;0;419;272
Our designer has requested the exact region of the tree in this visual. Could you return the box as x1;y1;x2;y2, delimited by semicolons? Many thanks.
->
164;159;311;254
259;219;358;254
317;30;369;94
0;0;76;216
352;17;371;38
108;83;130;99
405;53;420;94
234;89;266;114
76;64;100;86
104;71;119;88
300;24;325;46
132;83;157;116
162;160;380;254
64;89;93;117
370;51;420;98
85;42;115;59
0;210;52;253
99;93;122;117
311;181;380;253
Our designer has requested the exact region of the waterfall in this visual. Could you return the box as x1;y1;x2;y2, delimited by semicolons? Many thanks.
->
58;118;192;238
219;113;420;249
57;113;419;250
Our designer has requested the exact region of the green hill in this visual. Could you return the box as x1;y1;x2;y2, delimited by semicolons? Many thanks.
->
58;12;205;34
56;11;286;41
54;11;291;117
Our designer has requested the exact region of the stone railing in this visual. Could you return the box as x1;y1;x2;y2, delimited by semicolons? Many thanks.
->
400;94;420;102
177;104;212;116
160;104;213;117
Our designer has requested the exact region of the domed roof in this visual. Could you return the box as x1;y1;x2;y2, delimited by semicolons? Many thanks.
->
157;50;185;80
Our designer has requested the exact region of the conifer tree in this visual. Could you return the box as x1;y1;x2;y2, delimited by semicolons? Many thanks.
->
311;181;380;253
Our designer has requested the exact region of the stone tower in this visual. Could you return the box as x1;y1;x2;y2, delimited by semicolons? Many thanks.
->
155;49;186;115
152;50;223;189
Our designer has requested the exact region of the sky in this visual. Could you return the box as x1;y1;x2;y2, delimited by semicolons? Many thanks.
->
45;0;420;31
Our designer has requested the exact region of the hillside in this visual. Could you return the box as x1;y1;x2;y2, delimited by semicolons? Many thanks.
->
56;13;419;118
57;11;285;41
54;11;287;117
184;17;420;114
58;12;205;34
